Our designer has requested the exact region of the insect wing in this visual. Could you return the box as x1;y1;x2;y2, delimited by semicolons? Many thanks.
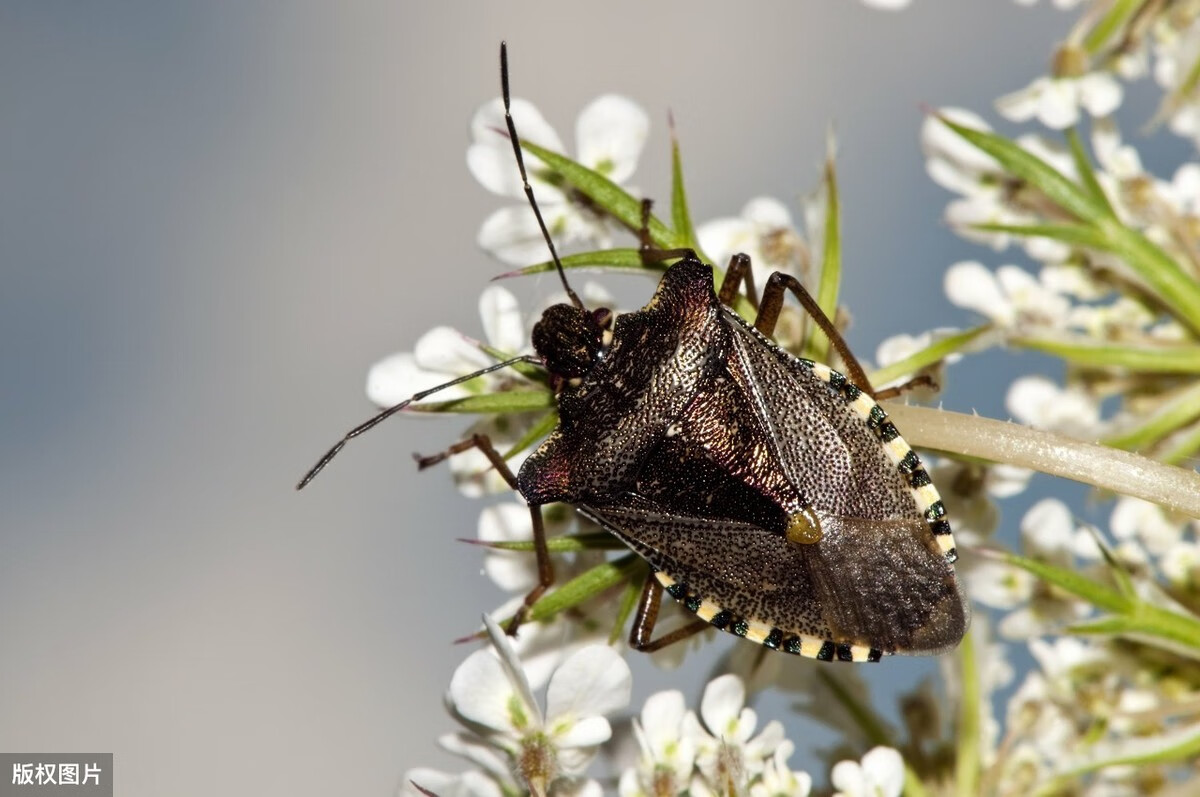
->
582;501;966;658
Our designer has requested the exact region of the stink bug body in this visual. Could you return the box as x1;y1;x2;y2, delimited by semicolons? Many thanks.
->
299;43;968;661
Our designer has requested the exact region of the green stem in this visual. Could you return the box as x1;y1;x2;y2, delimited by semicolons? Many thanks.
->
885;405;1200;518
955;628;981;797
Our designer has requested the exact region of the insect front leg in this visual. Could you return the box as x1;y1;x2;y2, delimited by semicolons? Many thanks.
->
628;572;711;653
757;270;876;397
716;252;760;310
415;433;554;637
636;198;695;265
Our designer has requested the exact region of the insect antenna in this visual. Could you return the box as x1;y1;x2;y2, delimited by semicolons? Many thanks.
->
500;41;584;312
296;353;542;490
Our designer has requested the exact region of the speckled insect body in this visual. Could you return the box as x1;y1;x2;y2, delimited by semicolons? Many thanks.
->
300;42;969;661
521;257;968;660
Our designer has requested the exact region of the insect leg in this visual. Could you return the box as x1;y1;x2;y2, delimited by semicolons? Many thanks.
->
296;354;542;490
413;432;553;636
875;374;937;401
716;252;761;310
636;198;696;265
757;271;876;397
628;573;711;653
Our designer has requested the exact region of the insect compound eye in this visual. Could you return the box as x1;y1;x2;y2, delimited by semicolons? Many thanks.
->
532;303;605;380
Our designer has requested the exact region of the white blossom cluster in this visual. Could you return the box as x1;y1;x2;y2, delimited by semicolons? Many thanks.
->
366;3;1200;794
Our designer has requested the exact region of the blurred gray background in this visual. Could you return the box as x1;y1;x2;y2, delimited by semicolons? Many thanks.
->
2;2;1092;794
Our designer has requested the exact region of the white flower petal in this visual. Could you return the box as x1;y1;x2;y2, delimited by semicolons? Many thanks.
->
743;196;794;229
555;714;613;748
366;351;463;408
545;644;632;724
696;216;754;264
1079;72;1123;117
699;674;746;737
1036;78;1082;129
944;260;1014;324
921;108;997;174
830;758;868;797
478;204;563;267
995;79;1044;123
414;326;492;376
468;97;564;198
1021;498;1075;556
575;95;649;184
478;285;525;353
449;647;527;734
479;503;538;592
640;690;687;747
860;746;905;796
404;769;503;797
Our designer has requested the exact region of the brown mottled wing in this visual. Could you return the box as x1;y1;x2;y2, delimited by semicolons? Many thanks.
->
722;311;916;521
582;500;967;655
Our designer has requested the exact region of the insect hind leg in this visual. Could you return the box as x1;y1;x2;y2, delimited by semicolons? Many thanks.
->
629;572;711;653
757;270;876;398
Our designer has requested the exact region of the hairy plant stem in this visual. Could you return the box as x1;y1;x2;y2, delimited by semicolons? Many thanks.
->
886;405;1200;518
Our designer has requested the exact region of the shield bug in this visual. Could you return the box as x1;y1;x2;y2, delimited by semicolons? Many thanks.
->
299;43;968;662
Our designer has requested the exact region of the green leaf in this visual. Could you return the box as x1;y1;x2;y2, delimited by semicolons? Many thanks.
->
407;390;555;414
526;553;642;624
1043;723;1200;791
995;549;1131;613
504;248;663;277
1102;381;1200;451
520;139;680;248
1064;128;1115;217
670;128;701;252
1093;217;1200;336
502;409;559;461
477;344;548;385
1012;337;1200;374
1160;419;1200;466
1082;0;1143;56
972;221;1109;250
939;116;1109;223
868;325;992;387
482;531;625;553
609;572;646;644
807;142;842;363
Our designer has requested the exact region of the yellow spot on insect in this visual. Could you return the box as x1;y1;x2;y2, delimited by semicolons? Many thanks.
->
786;507;822;544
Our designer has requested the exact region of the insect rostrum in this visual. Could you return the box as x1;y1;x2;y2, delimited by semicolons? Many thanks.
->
300;42;968;663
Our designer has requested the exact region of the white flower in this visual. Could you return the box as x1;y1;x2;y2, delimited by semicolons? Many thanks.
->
469;94;649;265
696;197;809;290
402;768;504;797
447;615;632;794
945;261;1072;329
686;675;785;795
618;690;696;797
1006;375;1102;439
1110;496;1188;557
1160;540;1200;590
366;284;544;496
997;499;1093;637
749;741;812;797
478;501;610;690
997;70;1123;130
830;746;905;797
926;458;1031;547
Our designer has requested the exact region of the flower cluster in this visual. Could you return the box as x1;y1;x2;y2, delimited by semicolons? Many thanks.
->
369;3;1200;795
